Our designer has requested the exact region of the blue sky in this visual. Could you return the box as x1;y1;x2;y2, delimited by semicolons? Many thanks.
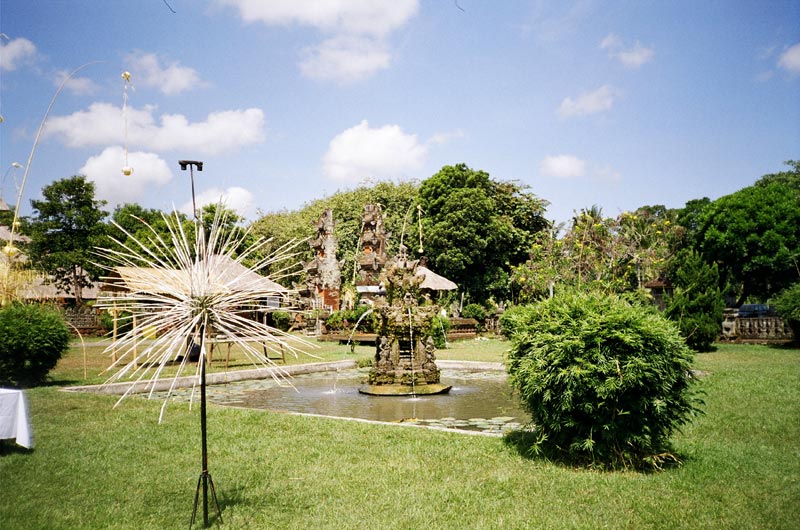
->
1;1;798;226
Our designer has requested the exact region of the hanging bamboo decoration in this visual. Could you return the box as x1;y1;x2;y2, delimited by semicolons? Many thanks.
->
121;71;133;176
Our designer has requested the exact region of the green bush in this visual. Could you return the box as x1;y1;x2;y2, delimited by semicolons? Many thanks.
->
98;309;133;334
325;305;377;333
772;282;800;342
0;303;70;387
502;290;703;470
462;303;488;331
269;310;292;332
429;314;451;348
665;250;725;352
498;304;530;339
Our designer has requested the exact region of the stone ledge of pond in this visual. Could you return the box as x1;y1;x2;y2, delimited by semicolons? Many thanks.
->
61;359;357;395
263;410;505;437
436;360;506;371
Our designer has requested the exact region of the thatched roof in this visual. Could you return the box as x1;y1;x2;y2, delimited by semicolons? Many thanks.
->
12;272;100;301
415;265;457;291
103;254;287;295
0;225;31;244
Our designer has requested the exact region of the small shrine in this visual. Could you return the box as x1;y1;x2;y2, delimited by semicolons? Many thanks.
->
303;209;341;310
355;204;389;301
359;244;451;396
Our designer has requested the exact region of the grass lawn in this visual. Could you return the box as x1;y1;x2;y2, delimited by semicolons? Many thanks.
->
1;340;798;529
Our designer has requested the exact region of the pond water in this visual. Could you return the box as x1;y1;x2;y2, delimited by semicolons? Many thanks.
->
159;369;529;434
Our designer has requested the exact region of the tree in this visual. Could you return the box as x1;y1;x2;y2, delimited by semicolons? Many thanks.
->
28;176;109;305
108;203;183;263
771;281;800;343
510;206;680;301
664;249;725;352
693;163;800;305
418;164;549;303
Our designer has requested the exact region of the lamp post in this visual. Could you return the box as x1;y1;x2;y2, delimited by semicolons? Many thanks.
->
179;159;220;528
178;160;203;220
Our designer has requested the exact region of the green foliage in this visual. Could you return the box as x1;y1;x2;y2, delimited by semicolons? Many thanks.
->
511;206;680;302
250;180;418;284
772;282;800;341
324;304;377;333
502;290;702;470
419;163;549;303
692;162;800;304
428;314;451;348
269;310;292;332
462;302;487;331
28;175;109;305
97;309;133;334
665;250;725;352
108;203;186;263
0;303;69;387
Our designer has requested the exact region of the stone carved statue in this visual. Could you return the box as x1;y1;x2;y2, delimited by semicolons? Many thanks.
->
360;242;450;396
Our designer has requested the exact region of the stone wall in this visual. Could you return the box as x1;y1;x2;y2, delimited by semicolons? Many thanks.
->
720;309;795;343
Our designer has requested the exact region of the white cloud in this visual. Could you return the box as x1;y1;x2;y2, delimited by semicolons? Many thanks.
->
0;37;37;71
80;146;173;207
600;33;654;68
44;104;265;155
300;35;391;83
539;155;586;179
217;0;418;82
323;120;427;182
777;43;800;74
53;70;99;95
427;128;466;146
180;186;255;220
594;165;622;183
126;52;205;95
216;0;419;37
558;85;616;117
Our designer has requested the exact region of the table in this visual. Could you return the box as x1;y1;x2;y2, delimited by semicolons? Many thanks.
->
0;388;32;449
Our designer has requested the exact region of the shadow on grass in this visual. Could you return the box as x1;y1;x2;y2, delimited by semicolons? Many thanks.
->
0;439;34;457
503;429;686;473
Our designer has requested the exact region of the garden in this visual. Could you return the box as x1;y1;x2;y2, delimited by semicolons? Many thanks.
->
1;334;798;529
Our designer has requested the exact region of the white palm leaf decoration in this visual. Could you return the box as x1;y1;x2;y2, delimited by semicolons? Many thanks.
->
95;208;314;421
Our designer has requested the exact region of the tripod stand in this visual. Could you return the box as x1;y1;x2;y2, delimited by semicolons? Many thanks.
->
189;336;223;528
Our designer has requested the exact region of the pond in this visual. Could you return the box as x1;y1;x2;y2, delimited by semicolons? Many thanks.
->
157;368;529;434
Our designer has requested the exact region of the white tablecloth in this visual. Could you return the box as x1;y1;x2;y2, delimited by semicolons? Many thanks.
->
0;388;32;448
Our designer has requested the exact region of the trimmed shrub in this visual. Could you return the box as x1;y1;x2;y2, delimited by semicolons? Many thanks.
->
772;282;800;343
502;289;703;470
462;303;488;331
0;303;70;387
269;310;292;332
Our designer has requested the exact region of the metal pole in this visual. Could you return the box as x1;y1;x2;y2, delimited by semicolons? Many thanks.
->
200;324;209;527
180;160;220;528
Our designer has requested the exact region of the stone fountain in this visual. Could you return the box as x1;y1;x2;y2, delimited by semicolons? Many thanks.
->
359;245;451;396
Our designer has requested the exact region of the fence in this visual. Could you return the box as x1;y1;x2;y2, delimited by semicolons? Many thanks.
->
721;309;794;343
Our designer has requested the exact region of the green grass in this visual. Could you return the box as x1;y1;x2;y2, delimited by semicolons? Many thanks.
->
1;342;798;529
50;334;507;387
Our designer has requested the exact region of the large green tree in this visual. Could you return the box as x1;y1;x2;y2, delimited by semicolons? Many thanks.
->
692;162;800;305
28;175;109;305
418;163;549;303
